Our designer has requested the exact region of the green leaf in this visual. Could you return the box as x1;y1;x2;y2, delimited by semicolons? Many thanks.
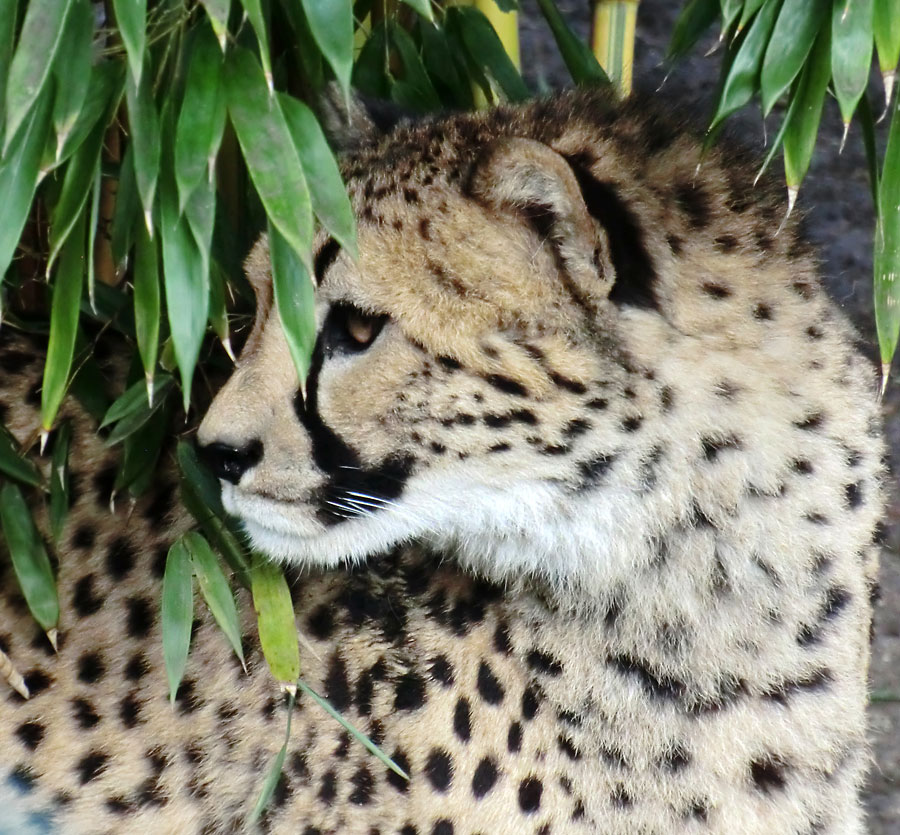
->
710;0;782;129
875;88;900;369
101;376;174;446
51;0;94;161
783;25;831;190
175;23;226;213
451;6;530;102
295;679;410;780
667;0;719;62
162;537;194;703
115;399;170;496
0;85;52;279
4;0;73;152
0;483;59;635
268;221;316;384
239;0;274;90
0;0;17;150
49;420;72;544
246;689;295;827
251;554;300;684
760;0;828;116
388;22;443;112
831;0;873;126
126;56;161;236
420;20;474;109
186;531;245;670
200;0;231;50
42;208;86;430
224;46;313;268
112;0;146;84
134;221;160;393
399;0;434;20
534;0;610;86
858;90;881;208
111;142;138;271
0;422;42;488
208;258;231;352
301;0;354;101
86;158;101;309
874;0;900;75
738;0;768;31
756;76;800;179
352;21;390;99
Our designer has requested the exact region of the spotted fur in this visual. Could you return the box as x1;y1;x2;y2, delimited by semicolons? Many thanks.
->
0;90;884;834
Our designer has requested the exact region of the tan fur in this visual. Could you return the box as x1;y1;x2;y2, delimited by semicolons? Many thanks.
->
0;90;884;834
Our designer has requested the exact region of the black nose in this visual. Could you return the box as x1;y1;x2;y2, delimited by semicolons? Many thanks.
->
197;440;263;485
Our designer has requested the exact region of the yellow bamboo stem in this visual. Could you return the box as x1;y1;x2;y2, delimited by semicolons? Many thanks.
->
591;0;638;97
475;0;520;69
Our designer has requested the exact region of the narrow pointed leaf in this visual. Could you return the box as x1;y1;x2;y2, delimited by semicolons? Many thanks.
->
134;222;160;385
0;423;42;488
451;6;529;101
208;258;230;348
388;23;443;112
720;0;744;31
200;0;231;49
247;690;295;826
184;173;215;284
239;0;273;89
187;531;245;669
421;19;474;109
738;0;767;30
859;90;881;208
667;0;719;62
111;143;138;270
399;0;434;20
42;209;86;430
0;484;58;633
49;421;72;544
175;24;226;213
0;0;17;150
112;0;146;84
761;0;828;116
0;86;52;279
86;160;101;308
874;0;900;75
876;90;900;365
162;538;194;703
117;400;170;496
783;25;831;190
251;555;300;684
756;78;800;179
102;377;174;446
535;0;610;86
224;46;313;267
300;0;353;100
4;0;73;150
831;0;873;126
269;221;316;383
51;0;94;156
126;58;161;235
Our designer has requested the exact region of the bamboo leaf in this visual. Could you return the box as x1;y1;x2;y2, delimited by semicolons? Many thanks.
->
388;22;443;112
86;157;101;309
831;0;873;128
175;23;226;213
42;208;86;430
300;0;354;101
738;0;767;31
251;554;300;685
208;258;231;352
268;221;316;384
186;531;245;670
246;690;295;827
133;221;160;391
117;401;170;496
4;0;73;151
224;46;313;268
535;0;610;86
399;0;434;20
0;0;17;150
760;0;828;116
352;21;390;99
102;377;174;446
875;89;900;371
126;56;161;236
0;483;59;635
0;422;42;488
111;142;138;271
162;537;194;703
49;420;72;544
420;19;474;109
112;0;146;84
858;90;881;208
199;0;231;50
0;85;52;279
239;0;274;91
51;0;94;159
874;0;900;74
667;0;719;62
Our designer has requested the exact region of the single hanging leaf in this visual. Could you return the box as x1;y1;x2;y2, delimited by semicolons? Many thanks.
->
831;0;873;129
251;554;300;684
200;0;230;50
42;209;86;430
184;172;216;284
535;0;610;86
175;23;226;213
246;690;295;827
51;0;94;159
874;0;900;111
277;94;356;256
112;0;146;84
399;0;434;20
858;90;881;208
875;89;900;374
268;221;316;383
86;158;102;309
162;537;194;703
0;86;52;279
300;0;353;101
667;0;719;63
186;531;245;670
756;76;801;181
388;22;443;112
117;401;171;496
4;0;74;152
239;0;274;90
760;0;828;116
0;0;17;150
420;18;474;109
208;259;231;356
224;46;313;267
133;221;160;393
0;483;59;636
111;142;138;271
49;420;72;544
720;0;744;32
738;0;767;31
710;0;782;129
102;377;174;447
352;21;390;99
0;422;42;488
783;26;831;193
126;56;161;236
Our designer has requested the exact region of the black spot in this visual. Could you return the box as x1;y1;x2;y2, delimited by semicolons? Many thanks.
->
586;397;608;410
425;749;453;792
307;605;335;640
674;181;711;229
318;770;337;804
750;755;788;793
493;622;512;655
794;412;824;431
72;573;103;616
488;442;510;453
549;372;587;394
845;482;863;509
518;777;543;813
76;751;109;784
72;525;96;550
419;218;432;240
621;416;642;432
806;325;823;341
701;282;731;299
431;822;453;835
792;459;814;475
753;303;773;321
660;743;691;772
607;653;685;701
526;650;563;677
667;234;684;254
521;686;540;720
701;435;742;461
387;749;411;792
453;698;472;741
763;669;831;703
558;734;581;760
0;349;33;374
119;693;142;728
71;697;101;728
105;537;137;580
484;374;528;397
15;720;44;750
507;721;522;752
511;409;538;425
437;355;462;371
428;655;454;687
611;783;633;807
476;661;504;704
324;654;352;712
579;453;615;485
124;652;149;682
78;652;105;684
564;418;591;437
714;234;739;253
484;413;511;429
394;670;427;711
472;757;499;799
125;596;154;638
349;765;374;805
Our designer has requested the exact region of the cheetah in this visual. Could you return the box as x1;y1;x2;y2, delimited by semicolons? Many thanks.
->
0;90;885;835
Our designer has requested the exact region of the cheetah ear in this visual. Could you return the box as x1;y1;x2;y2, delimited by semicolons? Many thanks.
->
467;137;613;302
316;84;416;152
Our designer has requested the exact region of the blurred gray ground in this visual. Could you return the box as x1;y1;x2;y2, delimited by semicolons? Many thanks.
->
518;0;899;830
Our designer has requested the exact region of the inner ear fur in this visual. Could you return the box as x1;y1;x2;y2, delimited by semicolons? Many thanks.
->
467;137;614;304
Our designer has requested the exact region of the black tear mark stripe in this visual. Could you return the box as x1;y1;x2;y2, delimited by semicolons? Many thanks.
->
313;238;341;285
296;309;414;526
563;152;660;311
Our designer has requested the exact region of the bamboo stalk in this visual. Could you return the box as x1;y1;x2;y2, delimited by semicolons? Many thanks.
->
591;0;638;97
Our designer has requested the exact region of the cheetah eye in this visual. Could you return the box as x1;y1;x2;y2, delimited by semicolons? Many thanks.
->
324;303;388;354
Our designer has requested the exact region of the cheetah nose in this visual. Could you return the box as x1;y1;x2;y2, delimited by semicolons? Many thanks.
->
197;440;263;485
